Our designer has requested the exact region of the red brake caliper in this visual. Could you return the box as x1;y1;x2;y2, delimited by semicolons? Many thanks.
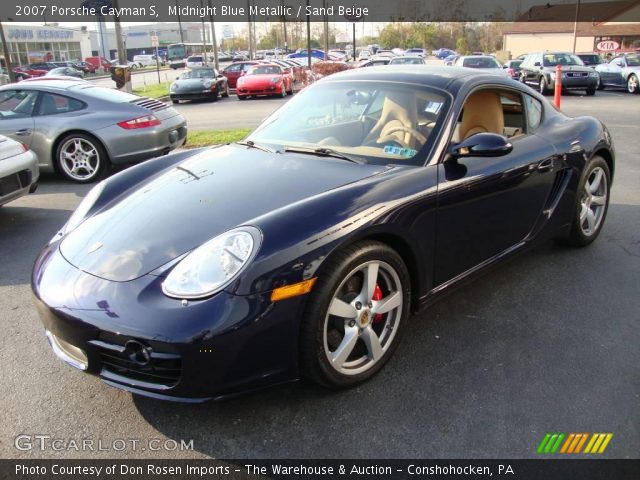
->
372;284;384;323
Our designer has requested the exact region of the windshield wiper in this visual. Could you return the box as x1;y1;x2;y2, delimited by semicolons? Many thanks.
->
283;146;360;164
235;140;276;154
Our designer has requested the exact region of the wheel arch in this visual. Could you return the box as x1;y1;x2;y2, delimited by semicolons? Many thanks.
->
594;148;615;180
317;230;424;314
51;130;110;173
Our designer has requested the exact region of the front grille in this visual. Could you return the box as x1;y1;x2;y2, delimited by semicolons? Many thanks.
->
131;97;169;111
0;169;31;196
89;338;182;388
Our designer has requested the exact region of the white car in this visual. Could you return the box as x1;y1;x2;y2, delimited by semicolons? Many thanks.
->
0;134;39;206
133;55;160;67
186;55;207;68
357;50;371;61
454;55;508;76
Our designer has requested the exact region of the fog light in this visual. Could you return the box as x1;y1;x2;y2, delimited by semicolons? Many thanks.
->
45;330;88;371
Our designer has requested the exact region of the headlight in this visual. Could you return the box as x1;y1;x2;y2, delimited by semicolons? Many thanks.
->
162;227;261;299
271;76;280;84
170;83;177;91
63;181;105;234
202;79;212;88
589;71;599;77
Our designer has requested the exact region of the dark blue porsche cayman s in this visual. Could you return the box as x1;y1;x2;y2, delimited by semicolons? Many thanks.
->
33;66;614;402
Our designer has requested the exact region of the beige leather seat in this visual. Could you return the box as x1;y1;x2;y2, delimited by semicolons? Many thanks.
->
364;91;420;149
453;91;504;142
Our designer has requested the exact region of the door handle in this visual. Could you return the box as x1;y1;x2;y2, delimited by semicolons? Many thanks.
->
15;128;32;136
537;158;554;172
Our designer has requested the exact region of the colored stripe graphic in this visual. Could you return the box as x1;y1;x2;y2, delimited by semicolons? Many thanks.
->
539;433;612;454
585;433;613;454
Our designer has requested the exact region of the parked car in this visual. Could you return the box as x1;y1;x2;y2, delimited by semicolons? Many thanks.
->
443;54;459;66
84;56;112;71
454;55;507;76
70;61;97;74
375;50;395;58
170;67;229;103
0;68;31;82
357;50;371;61
109;59;139;69
389;56;426;65
0;134;39;206
133;55;160;67
360;58;391;67
435;48;456;59
287;49;326;60
519;52;598;95
185;55;207;68
28;62;58;72
595;52;640;94
14;66;47;77
577;53;605;68
405;48;427;57
503;59;524;79
0;79;187;183
222;61;260;89
32;66;615;402
236;64;293;99
46;67;85;79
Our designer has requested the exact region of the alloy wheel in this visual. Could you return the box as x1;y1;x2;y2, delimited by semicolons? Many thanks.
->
628;74;639;94
59;137;101;182
579;166;608;236
323;260;403;376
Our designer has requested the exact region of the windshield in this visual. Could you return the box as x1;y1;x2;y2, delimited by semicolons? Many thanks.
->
543;53;584;66
247;81;449;166
188;56;203;62
182;68;215;79
579;54;602;64
248;65;282;75
626;54;640;66
462;57;501;68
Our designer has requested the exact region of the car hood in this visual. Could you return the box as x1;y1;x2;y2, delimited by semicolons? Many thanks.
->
172;78;213;90
240;74;281;84
59;145;385;282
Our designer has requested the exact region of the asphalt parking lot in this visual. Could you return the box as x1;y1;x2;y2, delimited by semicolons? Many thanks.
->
0;91;638;460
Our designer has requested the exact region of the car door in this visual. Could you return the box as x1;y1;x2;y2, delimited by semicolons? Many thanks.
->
610;57;626;86
0;89;38;148
434;88;559;285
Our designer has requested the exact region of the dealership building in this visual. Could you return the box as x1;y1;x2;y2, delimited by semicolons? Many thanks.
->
1;24;92;65
503;0;640;58
90;23;212;60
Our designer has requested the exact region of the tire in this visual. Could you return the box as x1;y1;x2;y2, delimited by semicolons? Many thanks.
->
55;133;108;184
561;156;611;247
222;82;229;98
237;94;246;100
627;74;639;94
586;87;596;96
539;76;551;95
300;240;411;389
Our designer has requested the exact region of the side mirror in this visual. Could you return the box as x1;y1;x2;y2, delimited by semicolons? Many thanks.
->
175;76;179;80
449;133;513;158
534;61;541;67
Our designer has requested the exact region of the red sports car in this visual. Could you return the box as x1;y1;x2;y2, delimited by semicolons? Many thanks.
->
236;64;293;100
222;61;259;89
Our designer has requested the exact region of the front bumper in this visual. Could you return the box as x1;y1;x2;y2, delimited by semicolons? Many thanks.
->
0;149;39;206
32;242;303;401
550;75;598;90
170;89;217;101
97;114;188;165
236;84;283;96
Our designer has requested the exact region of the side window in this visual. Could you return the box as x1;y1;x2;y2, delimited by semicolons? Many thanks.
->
38;93;85;116
499;91;525;136
224;64;241;73
524;94;543;131
0;90;39;118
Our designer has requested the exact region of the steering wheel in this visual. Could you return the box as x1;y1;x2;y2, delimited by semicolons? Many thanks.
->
378;125;427;148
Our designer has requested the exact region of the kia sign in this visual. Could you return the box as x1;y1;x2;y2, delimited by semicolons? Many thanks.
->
596;40;620;52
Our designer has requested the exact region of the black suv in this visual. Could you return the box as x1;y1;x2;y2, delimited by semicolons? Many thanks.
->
519;52;599;96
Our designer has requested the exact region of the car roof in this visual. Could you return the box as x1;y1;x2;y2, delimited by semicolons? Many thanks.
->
325;65;483;91
3;78;88;89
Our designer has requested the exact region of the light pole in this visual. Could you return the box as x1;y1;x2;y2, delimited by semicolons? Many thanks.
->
175;0;184;43
207;0;219;70
306;0;311;68
572;0;581;54
0;21;16;83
